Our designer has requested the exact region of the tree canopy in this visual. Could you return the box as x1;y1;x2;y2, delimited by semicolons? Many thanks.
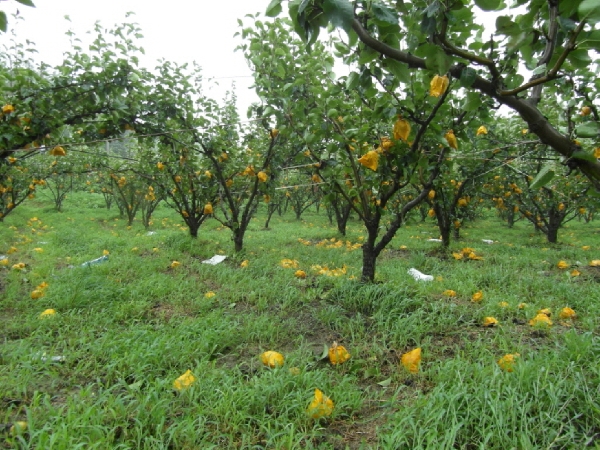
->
265;0;600;189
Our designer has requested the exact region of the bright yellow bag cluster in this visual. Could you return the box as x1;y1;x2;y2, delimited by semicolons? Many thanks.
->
173;369;196;390
393;117;411;142
307;388;334;418
328;342;351;365
358;150;379;171
444;130;458;149
401;347;421;373
497;353;519;372
260;351;285;368
429;75;449;97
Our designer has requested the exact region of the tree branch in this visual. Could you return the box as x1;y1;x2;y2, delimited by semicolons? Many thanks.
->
436;14;501;83
349;18;600;190
500;18;586;97
528;0;559;105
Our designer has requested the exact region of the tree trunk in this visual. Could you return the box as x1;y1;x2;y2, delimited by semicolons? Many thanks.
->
326;206;334;224
126;210;136;226
264;203;278;229
547;226;558;243
506;208;515;228
361;227;379;282
336;220;347;236
233;232;244;252
452;226;460;240
546;209;562;243
333;202;351;236
434;204;451;247
103;193;113;209
361;246;377;283
187;219;200;238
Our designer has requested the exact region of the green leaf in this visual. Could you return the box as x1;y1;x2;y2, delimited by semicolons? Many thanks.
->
568;48;592;68
420;14;437;36
557;16;576;32
323;0;354;32
459;67;477;87
383;58;411;83
474;0;503;11
571;150;598;162
424;1;441;17
377;377;392;387
532;64;546;75
320;344;329;360
334;41;350;55
298;0;311;14
507;32;533;55
520;44;534;68
529;165;555;190
327;108;339;118
425;47;453;74
575;122;599;138
358;46;379;64
0;12;6;32
15;0;35;6
263;106;275;117
346;72;360;90
265;0;283;17
579;0;600;23
372;2;398;25
496;16;519;35
580;29;600;51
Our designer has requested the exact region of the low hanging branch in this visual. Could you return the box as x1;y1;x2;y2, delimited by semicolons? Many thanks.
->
349;18;600;191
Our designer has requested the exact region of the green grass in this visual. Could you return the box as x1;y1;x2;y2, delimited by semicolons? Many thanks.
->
1;191;600;449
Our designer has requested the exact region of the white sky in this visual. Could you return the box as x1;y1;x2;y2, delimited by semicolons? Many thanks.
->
2;0;269;116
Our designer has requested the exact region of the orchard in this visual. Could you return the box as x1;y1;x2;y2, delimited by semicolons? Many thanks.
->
1;0;600;448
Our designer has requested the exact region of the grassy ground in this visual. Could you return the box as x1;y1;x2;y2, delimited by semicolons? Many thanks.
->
1;191;600;449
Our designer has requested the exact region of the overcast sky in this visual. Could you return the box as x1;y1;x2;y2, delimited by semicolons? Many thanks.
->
2;0;270;116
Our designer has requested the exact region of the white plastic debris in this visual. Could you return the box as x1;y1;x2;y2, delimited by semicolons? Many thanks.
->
81;255;109;267
427;239;442;242
146;231;156;236
482;239;494;244
408;268;434;281
34;353;65;363
202;255;227;265
40;355;66;363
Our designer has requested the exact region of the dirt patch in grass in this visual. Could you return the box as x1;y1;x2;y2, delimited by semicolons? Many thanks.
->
425;331;473;359
0;311;31;341
326;410;388;449
290;301;347;345
53;261;76;270
426;247;453;260
584;266;600;282
145;301;200;322
146;303;178;322
325;372;435;449
216;346;264;379
380;248;411;260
